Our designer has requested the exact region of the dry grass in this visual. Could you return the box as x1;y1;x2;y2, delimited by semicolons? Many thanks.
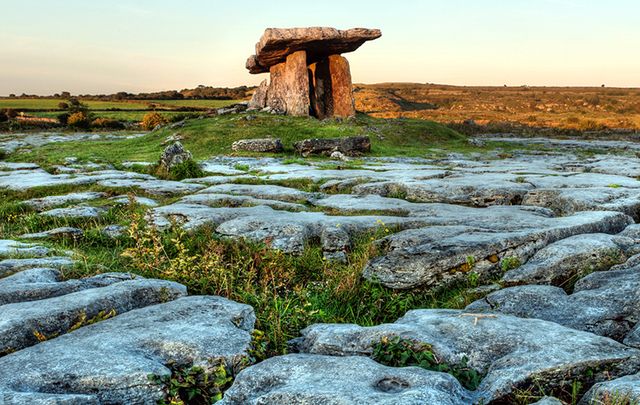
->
354;83;640;132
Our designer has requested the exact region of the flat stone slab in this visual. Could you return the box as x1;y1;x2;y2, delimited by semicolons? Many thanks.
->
247;27;382;73
97;178;204;196
221;354;472;405
292;309;640;404
364;211;632;289
0;257;74;278
109;195;159;207
23;192;107;211
523;187;640;219
501;233;632;287
20;227;84;240
0;278;186;354
181;193;308;212
469;262;640;342
40;206;106;219
0;296;255;404
199;183;317;203
0;271;139;306
0;240;49;258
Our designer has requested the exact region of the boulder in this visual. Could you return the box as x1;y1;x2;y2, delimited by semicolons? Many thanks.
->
0;296;255;404
294;136;371;157
23;191;107;211
248;79;269;110
0;239;49;258
291;309;640;404
0;278;186;353
158;141;192;171
231;138;284;153
501;233;632;287
246;27;382;74
221;354;472;405
40;205;105;219
20;226;83;240
0;256;74;278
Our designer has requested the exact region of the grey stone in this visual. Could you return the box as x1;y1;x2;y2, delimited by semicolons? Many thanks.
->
221;354;472;405
180;193;308;212
0;240;49;258
102;224;127;238
0;257;74;278
579;373;640;405
468;263;640;341
0;296;255;404
0;278;186;354
23;192;107;211
158;141;192;171
523;187;640;219
532;397;564;405
199;183;316;203
294;136;371;157
248;79;269;110
97;178;203;196
109;195;159;207
292;309;640;404
363;211;632;289
40;206;105;219
20;227;83;240
501;233;631;287
231;138;284;153
0;272;139;306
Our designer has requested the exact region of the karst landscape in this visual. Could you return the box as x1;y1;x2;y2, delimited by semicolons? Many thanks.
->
2;3;640;405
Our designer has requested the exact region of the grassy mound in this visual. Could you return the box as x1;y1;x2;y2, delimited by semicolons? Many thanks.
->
10;114;467;166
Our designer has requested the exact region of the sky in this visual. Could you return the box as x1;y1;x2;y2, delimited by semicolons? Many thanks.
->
2;0;639;95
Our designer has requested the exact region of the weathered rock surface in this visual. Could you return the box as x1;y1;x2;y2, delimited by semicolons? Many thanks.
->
294;136;371;157
246;27;382;74
180;193;308;212
248;79;269;110
0;278;186;353
310;55;356;118
97;178;203;196
158;141;192;171
40;205;105;219
0;239;49;258
469;261;640;342
501;233;632;287
0;271;139;306
221;354;472;405
109;195;159;207
292;309;640;403
0;256;74;278
23;191;107;211
0;296;255;404
523;187;640;219
266;51;310;116
199;183;316;203
20;226;83;240
579;373;640;405
364;211;632;289
231;138;284;153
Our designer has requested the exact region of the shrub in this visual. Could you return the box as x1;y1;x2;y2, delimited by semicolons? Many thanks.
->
67;112;91;129
3;108;17;119
149;361;233;405
141;112;168;130
67;98;89;114
92;118;125;130
57;113;70;125
152;158;204;181
58;102;69;110
0;111;7;123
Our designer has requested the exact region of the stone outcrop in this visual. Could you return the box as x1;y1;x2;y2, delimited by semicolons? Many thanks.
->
158;141;192;172
231;138;284;153
294;135;371;157
247;27;380;118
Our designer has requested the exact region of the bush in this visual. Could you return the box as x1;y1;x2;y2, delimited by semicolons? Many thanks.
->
152;158;204;181
57;113;70;125
67;112;91;129
92;118;125;130
3;108;17;119
58;102;69;110
141;112;168;130
0;111;7;123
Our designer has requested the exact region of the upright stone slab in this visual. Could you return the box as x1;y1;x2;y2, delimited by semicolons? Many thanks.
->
248;79;268;110
311;55;356;118
267;51;309;116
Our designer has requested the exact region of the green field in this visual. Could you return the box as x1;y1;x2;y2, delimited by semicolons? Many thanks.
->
10;114;470;166
32;111;199;121
147;99;241;108
0;99;151;110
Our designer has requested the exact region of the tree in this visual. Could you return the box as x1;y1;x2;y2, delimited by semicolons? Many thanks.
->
58;102;69;110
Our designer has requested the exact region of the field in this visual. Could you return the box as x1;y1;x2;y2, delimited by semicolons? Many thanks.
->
354;83;640;132
0;98;241;123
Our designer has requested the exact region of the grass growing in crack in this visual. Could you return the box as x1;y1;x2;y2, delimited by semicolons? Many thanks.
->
149;360;233;405
110;211;481;356
372;336;483;390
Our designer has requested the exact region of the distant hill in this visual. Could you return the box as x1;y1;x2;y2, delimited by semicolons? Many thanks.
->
353;83;640;133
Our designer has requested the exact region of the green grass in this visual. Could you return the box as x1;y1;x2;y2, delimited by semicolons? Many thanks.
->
147;99;241;108
9;113;471;166
32;111;197;122
0;99;151;110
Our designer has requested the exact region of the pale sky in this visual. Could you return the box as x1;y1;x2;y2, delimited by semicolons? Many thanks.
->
2;0;639;95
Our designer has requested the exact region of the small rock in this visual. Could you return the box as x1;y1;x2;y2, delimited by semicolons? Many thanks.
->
231;138;284;153
158;141;192;171
20;227;83;240
102;225;127;238
40;206;105;219
330;151;349;161
294;136;371;157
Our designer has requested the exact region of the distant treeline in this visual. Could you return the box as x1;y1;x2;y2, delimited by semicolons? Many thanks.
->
5;85;254;100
